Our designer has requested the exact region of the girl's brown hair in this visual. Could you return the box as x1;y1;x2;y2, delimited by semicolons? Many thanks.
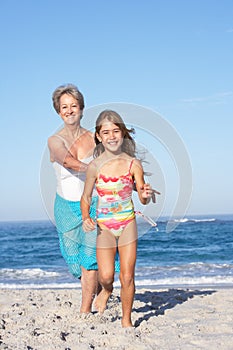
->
94;110;136;158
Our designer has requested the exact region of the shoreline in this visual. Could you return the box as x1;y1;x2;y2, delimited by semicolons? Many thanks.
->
1;286;232;349
1;282;233;290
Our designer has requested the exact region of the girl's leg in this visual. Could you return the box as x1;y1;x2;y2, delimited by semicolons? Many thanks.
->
118;220;138;327
95;228;117;313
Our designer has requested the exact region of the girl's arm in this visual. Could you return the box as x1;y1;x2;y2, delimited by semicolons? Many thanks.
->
80;162;97;232
132;159;154;205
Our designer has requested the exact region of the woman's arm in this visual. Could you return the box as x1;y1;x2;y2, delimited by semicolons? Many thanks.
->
48;135;88;172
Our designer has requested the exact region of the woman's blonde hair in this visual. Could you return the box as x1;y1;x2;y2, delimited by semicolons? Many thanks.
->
52;83;85;113
94;110;136;158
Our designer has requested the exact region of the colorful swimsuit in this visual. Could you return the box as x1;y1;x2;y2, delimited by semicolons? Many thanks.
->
96;159;135;237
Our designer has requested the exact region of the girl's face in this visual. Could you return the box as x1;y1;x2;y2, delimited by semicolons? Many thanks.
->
59;93;82;125
97;120;123;154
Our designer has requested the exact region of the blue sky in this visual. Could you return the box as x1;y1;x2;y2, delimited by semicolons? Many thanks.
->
1;0;233;221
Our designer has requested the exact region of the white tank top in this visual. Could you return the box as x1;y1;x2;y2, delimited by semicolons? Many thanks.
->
53;157;93;201
52;134;95;201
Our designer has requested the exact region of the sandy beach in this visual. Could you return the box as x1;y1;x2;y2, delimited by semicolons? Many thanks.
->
0;287;232;349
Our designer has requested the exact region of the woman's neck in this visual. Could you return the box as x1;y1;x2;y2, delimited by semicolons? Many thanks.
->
63;124;82;141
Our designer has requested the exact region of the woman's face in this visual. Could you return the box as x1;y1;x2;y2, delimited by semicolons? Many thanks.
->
59;93;82;125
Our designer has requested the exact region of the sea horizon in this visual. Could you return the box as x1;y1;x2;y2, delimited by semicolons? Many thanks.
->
1;212;233;224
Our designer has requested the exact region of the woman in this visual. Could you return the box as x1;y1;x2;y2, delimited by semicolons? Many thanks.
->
48;83;99;313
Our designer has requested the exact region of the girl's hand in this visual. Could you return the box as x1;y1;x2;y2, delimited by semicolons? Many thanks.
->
134;182;161;203
140;183;161;204
82;217;96;232
140;183;154;199
151;188;161;203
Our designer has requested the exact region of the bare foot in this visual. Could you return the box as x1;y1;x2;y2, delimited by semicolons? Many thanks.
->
79;293;96;314
121;319;133;328
94;288;112;314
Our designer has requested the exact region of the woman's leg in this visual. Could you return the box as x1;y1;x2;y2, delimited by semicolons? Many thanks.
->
118;220;138;327
58;227;100;313
95;228;117;313
79;228;100;313
80;268;99;313
58;229;82;278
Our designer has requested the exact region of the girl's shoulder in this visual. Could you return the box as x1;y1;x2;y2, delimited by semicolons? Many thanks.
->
88;152;107;168
117;155;141;173
121;153;135;162
130;156;141;165
131;157;143;172
86;158;98;177
92;153;107;170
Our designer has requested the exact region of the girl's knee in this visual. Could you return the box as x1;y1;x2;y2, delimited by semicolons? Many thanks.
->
99;272;114;287
119;273;134;287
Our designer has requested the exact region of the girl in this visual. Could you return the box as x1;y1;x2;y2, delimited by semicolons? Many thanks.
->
81;110;154;327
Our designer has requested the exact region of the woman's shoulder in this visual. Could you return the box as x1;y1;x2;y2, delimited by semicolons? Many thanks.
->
81;128;94;138
76;129;95;145
48;130;65;145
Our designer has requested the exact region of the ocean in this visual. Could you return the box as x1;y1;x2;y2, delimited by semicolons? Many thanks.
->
1;214;233;289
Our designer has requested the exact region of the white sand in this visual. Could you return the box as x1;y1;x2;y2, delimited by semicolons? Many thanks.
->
0;287;232;349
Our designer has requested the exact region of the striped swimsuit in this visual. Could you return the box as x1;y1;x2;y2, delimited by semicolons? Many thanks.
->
96;159;135;237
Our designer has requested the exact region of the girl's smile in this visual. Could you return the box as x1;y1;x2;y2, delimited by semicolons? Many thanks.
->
97;121;123;152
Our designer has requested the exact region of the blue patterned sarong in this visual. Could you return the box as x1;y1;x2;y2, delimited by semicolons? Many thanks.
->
54;193;98;278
